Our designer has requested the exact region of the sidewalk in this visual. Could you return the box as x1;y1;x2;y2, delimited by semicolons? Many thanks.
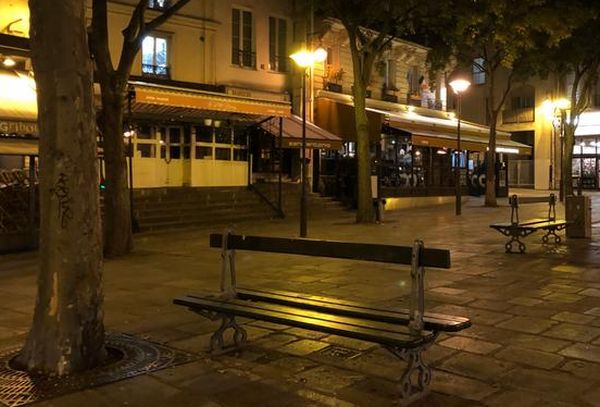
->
1;194;599;406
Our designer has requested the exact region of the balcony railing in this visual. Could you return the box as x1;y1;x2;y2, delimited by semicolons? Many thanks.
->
232;49;256;69
502;107;535;124
142;64;170;78
269;55;288;73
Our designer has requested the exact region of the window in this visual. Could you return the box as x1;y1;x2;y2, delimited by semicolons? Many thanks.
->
384;59;397;90
269;17;287;72
142;34;169;77
407;66;420;95
232;8;255;68
512;95;534;109
148;0;169;10
472;57;485;85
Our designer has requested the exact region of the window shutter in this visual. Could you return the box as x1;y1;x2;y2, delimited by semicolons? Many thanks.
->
232;9;240;65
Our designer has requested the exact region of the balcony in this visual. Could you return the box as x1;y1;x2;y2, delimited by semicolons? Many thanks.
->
232;49;256;69
502;107;535;124
142;64;170;79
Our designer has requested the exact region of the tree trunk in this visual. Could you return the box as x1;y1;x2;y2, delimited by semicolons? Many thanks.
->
100;87;133;257
563;123;576;198
485;116;498;207
18;0;105;375
352;81;373;223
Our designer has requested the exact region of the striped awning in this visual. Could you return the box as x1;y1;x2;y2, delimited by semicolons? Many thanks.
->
0;137;38;156
260;115;342;149
131;82;291;119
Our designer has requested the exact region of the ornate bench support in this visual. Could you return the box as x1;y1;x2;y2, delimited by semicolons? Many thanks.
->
191;309;248;352
386;335;437;406
542;229;562;244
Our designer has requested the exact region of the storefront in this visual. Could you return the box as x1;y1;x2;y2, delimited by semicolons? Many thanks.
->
571;112;600;189
125;81;291;188
314;90;532;203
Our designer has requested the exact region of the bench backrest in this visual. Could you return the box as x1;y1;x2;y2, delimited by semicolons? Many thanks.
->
209;234;451;268
210;232;451;334
509;194;556;225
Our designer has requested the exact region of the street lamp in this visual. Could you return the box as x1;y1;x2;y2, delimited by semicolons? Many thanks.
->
290;47;327;237
552;98;571;201
449;74;471;216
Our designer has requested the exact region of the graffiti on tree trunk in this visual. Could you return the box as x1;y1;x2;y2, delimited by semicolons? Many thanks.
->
53;172;73;228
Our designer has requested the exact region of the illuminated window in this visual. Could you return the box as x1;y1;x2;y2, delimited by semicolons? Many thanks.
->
142;34;169;77
472;57;485;85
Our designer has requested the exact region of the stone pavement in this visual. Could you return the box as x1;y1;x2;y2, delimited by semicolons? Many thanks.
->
1;191;600;406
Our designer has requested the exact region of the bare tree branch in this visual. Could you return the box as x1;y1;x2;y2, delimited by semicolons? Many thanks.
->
146;0;193;32
90;0;114;79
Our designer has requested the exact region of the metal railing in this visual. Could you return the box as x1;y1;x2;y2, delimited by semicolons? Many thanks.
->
232;49;256;69
142;64;170;78
269;55;288;72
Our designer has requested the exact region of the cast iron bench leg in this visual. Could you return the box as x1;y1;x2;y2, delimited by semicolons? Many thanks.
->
192;310;248;352
505;234;526;254
542;229;561;244
386;335;437;405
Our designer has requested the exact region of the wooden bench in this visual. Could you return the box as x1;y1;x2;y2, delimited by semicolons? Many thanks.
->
173;232;471;405
490;193;568;253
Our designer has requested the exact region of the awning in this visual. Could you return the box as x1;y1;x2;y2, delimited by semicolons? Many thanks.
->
0;70;38;136
131;81;291;119
260;115;343;149
0;138;38;156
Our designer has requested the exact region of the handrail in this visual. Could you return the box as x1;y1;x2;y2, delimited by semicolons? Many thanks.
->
247;184;284;219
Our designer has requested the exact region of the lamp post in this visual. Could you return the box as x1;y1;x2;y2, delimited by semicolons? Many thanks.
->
552;98;571;201
290;47;327;237
449;76;471;216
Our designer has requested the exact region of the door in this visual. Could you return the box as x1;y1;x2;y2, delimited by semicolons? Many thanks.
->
159;126;188;186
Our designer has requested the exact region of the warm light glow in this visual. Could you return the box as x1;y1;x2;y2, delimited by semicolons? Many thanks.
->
554;98;571;111
496;147;519;154
0;70;37;120
290;48;328;68
313;47;328;63
2;57;16;67
449;79;471;94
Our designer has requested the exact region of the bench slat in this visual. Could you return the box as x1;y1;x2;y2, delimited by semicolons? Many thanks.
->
233;288;471;332
174;295;435;348
210;234;451;268
510;196;550;204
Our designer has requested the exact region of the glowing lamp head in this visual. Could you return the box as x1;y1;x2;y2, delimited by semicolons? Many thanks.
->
290;50;313;68
449;78;471;94
2;57;16;67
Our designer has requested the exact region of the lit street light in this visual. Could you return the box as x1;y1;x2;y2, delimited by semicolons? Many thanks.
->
449;74;471;216
290;47;327;237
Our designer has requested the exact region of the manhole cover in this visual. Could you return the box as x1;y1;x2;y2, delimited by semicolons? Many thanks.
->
0;332;198;407
317;346;361;360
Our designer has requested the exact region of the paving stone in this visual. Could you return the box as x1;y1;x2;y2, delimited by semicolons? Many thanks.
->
551;311;596;324
581;288;600;297
439;336;501;355
543;292;584;303
543;323;600;342
551;264;586;273
277;339;329;356
494;346;564;370
585;307;600;317
500;367;594;403
439;352;514;382
255;333;298;348
294;365;364;393
266;356;319;374
484;389;541;407
559;343;600;363
497;316;557;334
322;335;377;351
505;333;570;353
283;327;328;340
430;371;498;402
508;297;544;307
469;299;513;312
581;385;600;407
429;304;512;325
247;320;290;331
560;359;600;379
429;287;468;296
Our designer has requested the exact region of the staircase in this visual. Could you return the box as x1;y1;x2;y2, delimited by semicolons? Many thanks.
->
133;184;348;233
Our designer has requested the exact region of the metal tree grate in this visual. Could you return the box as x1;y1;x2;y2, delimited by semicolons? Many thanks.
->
0;332;198;407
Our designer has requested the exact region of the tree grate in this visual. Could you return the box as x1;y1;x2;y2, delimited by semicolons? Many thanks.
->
317;345;362;360
0;332;198;406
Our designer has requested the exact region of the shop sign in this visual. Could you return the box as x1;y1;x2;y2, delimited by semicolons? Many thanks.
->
0;120;39;136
